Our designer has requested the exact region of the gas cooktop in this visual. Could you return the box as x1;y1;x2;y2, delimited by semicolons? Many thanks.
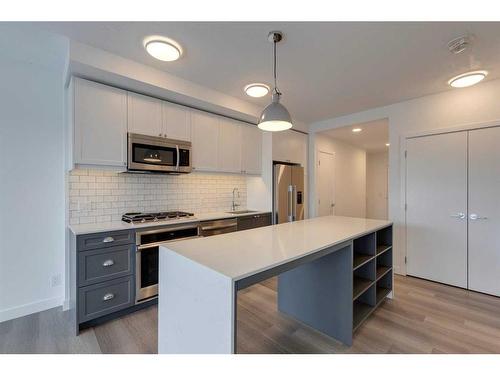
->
122;211;195;224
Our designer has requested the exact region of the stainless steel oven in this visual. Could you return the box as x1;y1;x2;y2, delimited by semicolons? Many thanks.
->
127;133;192;174
135;224;199;303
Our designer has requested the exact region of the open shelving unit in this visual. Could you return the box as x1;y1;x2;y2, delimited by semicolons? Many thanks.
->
352;225;393;332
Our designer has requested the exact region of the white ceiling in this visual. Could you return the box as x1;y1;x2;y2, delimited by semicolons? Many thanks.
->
321;119;389;153
39;22;500;124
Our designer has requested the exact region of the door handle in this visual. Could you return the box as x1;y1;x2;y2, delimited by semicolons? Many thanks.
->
287;185;293;222
292;185;297;221
469;213;487;220
175;145;180;171
450;213;466;219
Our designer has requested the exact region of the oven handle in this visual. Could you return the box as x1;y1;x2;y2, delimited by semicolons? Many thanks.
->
200;222;238;231
176;145;180;171
136;236;202;250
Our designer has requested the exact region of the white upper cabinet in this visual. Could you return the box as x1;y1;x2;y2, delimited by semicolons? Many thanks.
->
191;111;220;171
162;101;191;141
127;92;163;137
218;118;242;173
73;78;127;168
272;129;307;166
241;124;262;175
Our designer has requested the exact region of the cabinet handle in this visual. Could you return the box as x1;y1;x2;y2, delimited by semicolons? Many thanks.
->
450;213;466;219
102;236;114;243
102;259;115;267
102;293;114;301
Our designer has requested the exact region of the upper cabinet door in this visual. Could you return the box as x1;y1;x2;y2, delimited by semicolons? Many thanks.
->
272;130;307;166
127;92;163;137
162;101;191;141
191;111;219;171
241;124;262;175
218;118;242;173
74;78;127;167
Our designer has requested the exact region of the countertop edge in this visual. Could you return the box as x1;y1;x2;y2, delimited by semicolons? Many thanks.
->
68;210;272;235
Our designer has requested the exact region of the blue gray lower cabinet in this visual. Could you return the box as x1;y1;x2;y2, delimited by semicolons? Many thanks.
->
74;229;136;334
73;212;272;334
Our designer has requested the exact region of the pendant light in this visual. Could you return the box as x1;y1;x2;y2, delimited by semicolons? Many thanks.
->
258;31;293;132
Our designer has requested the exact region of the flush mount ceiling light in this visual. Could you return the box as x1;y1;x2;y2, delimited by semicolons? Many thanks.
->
144;36;182;62
244;83;270;98
448;70;488;88
352;128;362;133
258;31;293;132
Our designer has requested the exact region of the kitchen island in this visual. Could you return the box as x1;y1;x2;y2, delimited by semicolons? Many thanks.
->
158;215;393;354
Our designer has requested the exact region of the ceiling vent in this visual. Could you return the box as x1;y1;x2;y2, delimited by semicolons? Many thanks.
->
447;35;471;54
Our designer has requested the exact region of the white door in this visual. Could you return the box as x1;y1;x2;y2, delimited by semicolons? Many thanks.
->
162;101;191;141
241;124;262;175
73;78;127;167
191;111;219;171
317;151;335;216
217;118;242;173
127;92;163;137
468;127;500;296
406;132;467;288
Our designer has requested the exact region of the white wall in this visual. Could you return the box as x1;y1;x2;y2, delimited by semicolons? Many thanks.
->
0;25;68;322
311;78;500;275
314;134;366;218
366;151;388;220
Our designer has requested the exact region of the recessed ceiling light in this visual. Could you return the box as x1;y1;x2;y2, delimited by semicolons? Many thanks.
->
352;128;362;133
386;143;390;147
244;83;270;98
144;36;182;62
448;70;488;88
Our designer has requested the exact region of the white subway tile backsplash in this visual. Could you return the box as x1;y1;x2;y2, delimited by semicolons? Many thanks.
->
68;169;247;225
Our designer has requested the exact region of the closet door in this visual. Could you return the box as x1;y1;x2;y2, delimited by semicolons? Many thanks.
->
468;127;500;296
406;132;467;288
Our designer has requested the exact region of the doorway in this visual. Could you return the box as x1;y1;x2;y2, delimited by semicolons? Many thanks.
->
317;151;335;216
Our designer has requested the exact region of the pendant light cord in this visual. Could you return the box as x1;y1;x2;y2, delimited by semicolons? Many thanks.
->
273;39;281;95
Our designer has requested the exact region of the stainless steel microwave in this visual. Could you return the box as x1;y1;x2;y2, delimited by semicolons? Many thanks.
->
127;133;192;174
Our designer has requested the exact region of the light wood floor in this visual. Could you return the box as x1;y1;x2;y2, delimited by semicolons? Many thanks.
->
1;275;500;354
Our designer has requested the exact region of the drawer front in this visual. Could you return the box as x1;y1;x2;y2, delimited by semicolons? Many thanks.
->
254;214;272;228
237;216;256;231
78;244;134;287
77;230;134;251
78;276;134;323
237;213;272;231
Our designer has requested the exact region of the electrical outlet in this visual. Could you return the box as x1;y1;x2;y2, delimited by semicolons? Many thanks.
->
51;274;62;287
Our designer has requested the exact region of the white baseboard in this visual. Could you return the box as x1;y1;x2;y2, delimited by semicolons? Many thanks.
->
0;297;63;323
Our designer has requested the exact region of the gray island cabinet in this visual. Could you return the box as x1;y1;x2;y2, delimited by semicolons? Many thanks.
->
158;216;393;353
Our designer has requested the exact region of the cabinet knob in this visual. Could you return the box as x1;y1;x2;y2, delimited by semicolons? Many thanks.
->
102;259;115;267
102;293;115;301
159;133;163;137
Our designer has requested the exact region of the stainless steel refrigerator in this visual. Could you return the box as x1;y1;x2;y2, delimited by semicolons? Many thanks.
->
273;164;305;224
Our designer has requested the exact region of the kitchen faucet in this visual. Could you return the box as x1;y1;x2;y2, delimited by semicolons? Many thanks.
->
232;188;240;212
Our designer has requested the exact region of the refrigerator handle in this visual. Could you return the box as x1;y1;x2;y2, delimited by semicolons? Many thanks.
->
287;185;293;222
292;185;297;221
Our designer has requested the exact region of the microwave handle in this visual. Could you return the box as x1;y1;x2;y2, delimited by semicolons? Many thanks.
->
176;145;180;171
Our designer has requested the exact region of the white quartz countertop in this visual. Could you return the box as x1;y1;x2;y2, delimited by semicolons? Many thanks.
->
161;216;392;281
69;210;270;235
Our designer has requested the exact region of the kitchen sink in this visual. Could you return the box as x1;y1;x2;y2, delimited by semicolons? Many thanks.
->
226;210;258;214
